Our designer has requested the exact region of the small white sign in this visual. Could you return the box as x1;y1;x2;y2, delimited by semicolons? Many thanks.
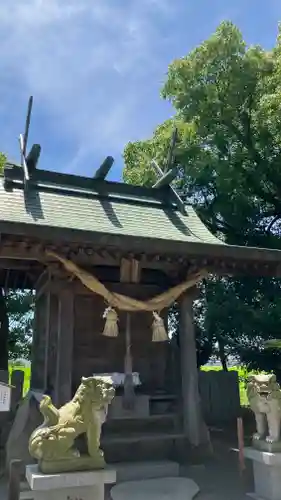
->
92;372;141;387
0;382;12;412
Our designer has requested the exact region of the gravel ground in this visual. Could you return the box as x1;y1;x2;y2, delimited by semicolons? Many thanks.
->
0;479;6;500
181;460;252;500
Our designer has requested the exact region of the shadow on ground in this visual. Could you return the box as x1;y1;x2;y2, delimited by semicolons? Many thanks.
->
181;434;254;500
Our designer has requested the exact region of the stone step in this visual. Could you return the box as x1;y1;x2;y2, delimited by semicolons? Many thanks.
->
103;413;181;435
20;481;32;500
101;432;188;463
102;431;184;444
115;460;180;482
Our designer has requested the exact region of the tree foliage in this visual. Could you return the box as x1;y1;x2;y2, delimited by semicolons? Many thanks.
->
7;291;34;360
0;153;5;173
123;21;281;371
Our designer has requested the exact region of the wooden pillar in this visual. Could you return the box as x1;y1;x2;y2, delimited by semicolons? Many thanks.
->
43;289;51;391
30;294;46;390
179;291;211;449
54;288;74;406
31;272;50;391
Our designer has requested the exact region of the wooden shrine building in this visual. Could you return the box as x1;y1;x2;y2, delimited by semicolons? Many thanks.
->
2;158;281;462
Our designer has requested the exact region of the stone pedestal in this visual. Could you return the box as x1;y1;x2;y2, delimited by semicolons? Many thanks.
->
245;447;281;500
26;465;116;500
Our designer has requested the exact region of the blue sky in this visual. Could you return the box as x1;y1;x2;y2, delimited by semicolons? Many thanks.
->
1;0;281;182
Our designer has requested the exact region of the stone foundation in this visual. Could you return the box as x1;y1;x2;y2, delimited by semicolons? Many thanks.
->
245;447;281;500
26;465;116;500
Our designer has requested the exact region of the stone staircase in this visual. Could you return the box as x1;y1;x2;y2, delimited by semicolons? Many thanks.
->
101;413;187;464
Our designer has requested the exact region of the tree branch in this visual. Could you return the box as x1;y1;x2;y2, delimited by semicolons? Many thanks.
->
266;214;281;233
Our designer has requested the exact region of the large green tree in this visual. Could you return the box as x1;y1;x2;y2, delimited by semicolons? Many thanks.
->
123;21;281;373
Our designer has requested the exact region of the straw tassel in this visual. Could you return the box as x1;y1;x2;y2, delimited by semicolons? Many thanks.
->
102;307;119;337
152;311;168;342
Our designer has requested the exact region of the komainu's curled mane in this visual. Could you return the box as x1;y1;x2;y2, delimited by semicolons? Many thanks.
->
29;376;115;471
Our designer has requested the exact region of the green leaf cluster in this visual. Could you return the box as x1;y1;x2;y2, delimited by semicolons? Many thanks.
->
7;291;34;360
0;153;6;173
123;21;281;372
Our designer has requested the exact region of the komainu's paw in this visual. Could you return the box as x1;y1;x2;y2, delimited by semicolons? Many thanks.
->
63;448;80;459
253;433;263;441
266;435;279;444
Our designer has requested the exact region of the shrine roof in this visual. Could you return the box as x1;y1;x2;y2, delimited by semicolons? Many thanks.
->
1;163;223;246
2;163;281;275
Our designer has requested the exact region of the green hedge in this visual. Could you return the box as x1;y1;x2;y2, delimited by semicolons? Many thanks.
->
8;363;266;405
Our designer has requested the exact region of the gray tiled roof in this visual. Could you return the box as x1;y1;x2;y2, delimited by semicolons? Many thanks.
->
0;179;223;245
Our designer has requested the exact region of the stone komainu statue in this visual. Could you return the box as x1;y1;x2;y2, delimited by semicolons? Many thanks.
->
247;374;281;444
29;376;115;473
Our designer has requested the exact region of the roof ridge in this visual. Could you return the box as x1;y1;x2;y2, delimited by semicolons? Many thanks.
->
4;163;182;210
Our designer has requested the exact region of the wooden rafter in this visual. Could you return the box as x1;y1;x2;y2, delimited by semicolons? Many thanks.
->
153;168;178;189
151;159;186;215
23;96;33;158
18;96;41;187
93;156;114;180
151;127;187;214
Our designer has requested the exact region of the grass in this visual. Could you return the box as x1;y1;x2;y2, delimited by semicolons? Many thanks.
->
8;363;31;396
8;362;260;406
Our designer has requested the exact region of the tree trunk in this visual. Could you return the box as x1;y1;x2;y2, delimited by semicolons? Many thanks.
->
0;288;9;370
218;338;228;372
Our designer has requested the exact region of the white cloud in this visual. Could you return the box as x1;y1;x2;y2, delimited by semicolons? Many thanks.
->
0;0;173;173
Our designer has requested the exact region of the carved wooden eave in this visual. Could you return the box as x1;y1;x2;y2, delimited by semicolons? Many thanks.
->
0;234;279;290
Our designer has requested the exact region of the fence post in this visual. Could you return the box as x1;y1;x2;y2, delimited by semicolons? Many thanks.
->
237;417;245;477
0;369;10;447
7;459;22;500
0;370;8;384
10;370;24;412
